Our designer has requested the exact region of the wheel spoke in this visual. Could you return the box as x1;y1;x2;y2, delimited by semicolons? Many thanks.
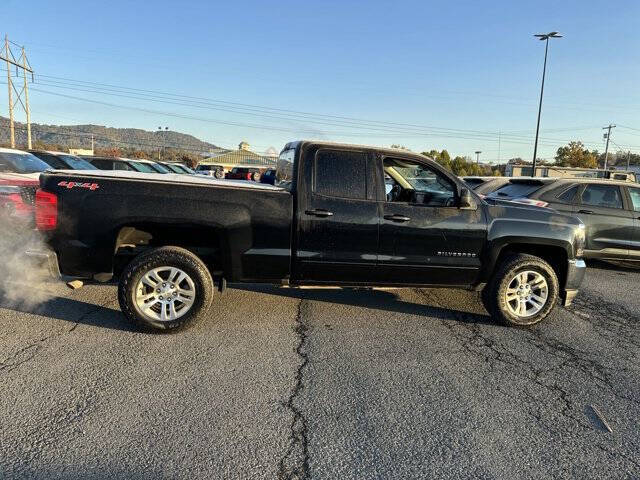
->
137;292;157;302
168;301;178;319
142;299;160;311
529;298;543;310
141;272;160;288
506;293;519;302
519;300;527;316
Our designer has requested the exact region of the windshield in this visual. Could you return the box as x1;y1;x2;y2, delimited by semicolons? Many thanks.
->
276;148;295;190
488;182;543;199
129;161;157;173
149;163;170;173
0;151;50;173
60;155;97;170
162;163;183;173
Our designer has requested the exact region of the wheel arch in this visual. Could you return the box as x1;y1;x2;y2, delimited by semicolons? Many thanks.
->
482;238;571;288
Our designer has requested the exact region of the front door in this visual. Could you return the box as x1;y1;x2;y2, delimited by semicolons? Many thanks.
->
377;156;486;286
573;183;634;259
295;147;379;283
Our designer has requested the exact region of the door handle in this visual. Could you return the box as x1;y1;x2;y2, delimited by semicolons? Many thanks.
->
578;209;594;214
384;214;411;223
305;209;334;218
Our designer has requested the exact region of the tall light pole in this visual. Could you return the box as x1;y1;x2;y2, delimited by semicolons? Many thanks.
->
475;151;482;165
532;31;562;177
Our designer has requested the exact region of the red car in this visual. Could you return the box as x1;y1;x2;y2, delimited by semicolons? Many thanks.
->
0;148;50;229
225;167;262;181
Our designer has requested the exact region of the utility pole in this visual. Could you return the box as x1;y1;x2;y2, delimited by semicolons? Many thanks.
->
21;47;31;148
627;150;631;171
0;35;34;149
532;32;562;177
475;151;481;165
497;131;501;164
4;35;14;148
602;124;616;170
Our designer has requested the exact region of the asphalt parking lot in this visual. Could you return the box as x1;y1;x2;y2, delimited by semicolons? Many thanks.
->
1;261;639;479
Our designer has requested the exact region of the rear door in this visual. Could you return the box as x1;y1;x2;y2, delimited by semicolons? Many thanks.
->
574;183;633;259
626;186;640;261
295;146;379;283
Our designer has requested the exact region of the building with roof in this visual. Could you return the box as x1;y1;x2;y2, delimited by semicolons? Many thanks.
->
199;141;277;170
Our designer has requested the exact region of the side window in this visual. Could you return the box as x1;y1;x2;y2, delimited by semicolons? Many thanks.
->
628;187;640;212
580;184;623;209
557;185;578;203
314;149;366;200
383;158;456;207
90;159;109;169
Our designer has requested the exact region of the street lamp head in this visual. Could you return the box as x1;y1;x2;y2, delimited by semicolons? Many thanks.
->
534;32;563;40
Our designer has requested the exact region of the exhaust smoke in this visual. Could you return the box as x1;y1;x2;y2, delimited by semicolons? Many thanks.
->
0;216;57;310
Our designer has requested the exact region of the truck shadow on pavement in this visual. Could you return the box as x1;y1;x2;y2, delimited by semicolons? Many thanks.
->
0;293;137;332
232;284;495;326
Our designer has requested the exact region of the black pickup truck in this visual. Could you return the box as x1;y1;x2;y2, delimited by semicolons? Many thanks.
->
34;141;586;330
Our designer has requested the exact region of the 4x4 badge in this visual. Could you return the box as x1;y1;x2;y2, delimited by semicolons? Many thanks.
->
58;181;100;190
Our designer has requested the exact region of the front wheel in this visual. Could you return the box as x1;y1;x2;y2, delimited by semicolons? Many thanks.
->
484;253;559;327
118;246;214;331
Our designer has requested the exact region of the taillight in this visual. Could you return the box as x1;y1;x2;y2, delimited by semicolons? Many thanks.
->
511;198;549;208
35;189;58;230
246;173;252;180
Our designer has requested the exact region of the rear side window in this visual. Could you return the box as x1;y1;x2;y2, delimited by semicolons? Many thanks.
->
314;149;366;200
490;182;543;199
580;184;623;209
557;185;578;203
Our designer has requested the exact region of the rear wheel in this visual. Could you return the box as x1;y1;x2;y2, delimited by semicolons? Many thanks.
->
484;253;559;327
251;172;261;182
214;169;225;179
118;246;214;331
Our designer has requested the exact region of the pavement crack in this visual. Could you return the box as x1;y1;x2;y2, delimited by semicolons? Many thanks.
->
278;298;311;480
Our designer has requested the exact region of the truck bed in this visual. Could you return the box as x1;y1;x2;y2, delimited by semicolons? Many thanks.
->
39;170;293;281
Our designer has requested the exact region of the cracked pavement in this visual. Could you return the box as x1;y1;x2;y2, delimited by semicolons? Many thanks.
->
0;260;638;479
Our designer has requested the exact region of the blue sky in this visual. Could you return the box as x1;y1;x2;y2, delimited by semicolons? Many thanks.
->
1;0;639;162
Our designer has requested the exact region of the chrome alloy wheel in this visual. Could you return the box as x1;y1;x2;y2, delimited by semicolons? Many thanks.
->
134;267;196;322
504;270;548;318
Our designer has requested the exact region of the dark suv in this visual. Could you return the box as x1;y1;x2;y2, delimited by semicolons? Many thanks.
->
492;178;640;262
29;150;97;170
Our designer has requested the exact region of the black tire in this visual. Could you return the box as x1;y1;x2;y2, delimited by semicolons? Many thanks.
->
118;246;214;331
483;253;559;327
214;169;225;179
252;172;261;182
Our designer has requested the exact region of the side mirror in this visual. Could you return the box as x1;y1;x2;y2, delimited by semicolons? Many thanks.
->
459;188;477;210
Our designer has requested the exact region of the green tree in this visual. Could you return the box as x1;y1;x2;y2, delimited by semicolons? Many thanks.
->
555;141;597;168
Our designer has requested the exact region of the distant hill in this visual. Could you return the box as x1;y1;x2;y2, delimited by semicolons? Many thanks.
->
0;116;220;154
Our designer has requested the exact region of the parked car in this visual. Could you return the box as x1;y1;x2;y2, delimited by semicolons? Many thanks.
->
491;178;640;262
159;162;194;174
260;168;277;185
226;167;261;181
484;178;558;207
462;176;498;190
0;148;50;228
82;156;169;173
34;140;586;331
29;150;97;170
195;164;225;179
472;177;514;196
